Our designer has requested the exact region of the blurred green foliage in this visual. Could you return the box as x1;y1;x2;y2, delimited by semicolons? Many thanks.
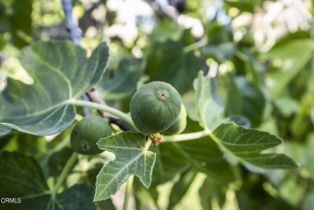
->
0;0;314;209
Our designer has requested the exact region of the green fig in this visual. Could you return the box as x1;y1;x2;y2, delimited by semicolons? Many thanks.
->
70;115;112;155
130;81;182;134
162;104;187;135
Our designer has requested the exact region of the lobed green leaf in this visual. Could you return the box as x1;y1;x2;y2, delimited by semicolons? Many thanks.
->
187;71;226;130
0;41;109;136
95;132;156;201
212;123;298;170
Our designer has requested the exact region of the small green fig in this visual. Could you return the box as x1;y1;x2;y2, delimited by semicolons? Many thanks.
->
70;115;112;155
162;104;187;135
130;81;182;134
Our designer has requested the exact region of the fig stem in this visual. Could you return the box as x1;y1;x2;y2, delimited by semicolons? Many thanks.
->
144;139;153;151
53;152;78;193
69;99;136;129
123;175;134;210
163;130;210;142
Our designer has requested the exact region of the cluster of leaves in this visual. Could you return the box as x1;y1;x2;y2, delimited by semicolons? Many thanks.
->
0;0;314;210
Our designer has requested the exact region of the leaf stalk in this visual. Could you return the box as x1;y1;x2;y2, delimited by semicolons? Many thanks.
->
69;99;136;129
53;152;78;193
163;130;210;142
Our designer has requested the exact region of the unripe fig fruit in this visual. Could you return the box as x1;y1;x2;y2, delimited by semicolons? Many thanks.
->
70;115;112;155
130;81;182;134
162;104;187;135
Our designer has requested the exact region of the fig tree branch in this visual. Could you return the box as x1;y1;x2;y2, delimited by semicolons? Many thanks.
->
69;99;136;129
62;0;81;44
86;89;131;131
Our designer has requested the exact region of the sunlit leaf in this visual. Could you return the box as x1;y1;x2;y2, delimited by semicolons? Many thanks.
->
285;134;314;178
0;41;108;136
167;170;197;210
0;0;33;47
263;39;314;96
187;71;225;130
95;132;156;201
212;123;298;171
303;190;314;210
199;177;226;210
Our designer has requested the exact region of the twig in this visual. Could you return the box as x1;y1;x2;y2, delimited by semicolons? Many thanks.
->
68;99;136;129
86;88;109;118
62;0;81;44
62;0;91;116
78;0;106;33
86;89;131;130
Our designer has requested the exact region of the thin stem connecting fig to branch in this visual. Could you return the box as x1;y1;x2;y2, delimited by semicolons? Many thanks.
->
70;98;217;143
86;89;131;131
70;98;217;144
69;99;136;129
163;130;210;142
